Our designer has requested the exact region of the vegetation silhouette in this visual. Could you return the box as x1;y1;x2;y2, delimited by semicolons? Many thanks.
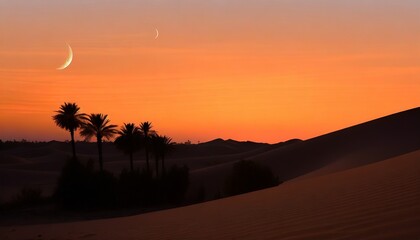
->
54;158;189;210
151;134;174;177
160;164;189;204
225;160;280;196
80;113;118;171
52;102;86;159
114;123;142;171
140;121;155;173
47;102;280;212
55;158;92;209
55;158;118;210
118;168;153;207
7;187;45;209
118;166;189;206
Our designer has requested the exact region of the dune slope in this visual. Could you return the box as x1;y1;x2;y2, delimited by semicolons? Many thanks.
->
252;107;420;178
189;107;420;197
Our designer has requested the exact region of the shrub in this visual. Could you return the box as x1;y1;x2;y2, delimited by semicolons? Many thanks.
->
88;170;118;209
192;185;206;203
55;158;190;210
10;187;43;207
118;168;154;207
118;165;189;206
54;158;93;209
160;165;189;204
55;158;117;210
225;160;280;196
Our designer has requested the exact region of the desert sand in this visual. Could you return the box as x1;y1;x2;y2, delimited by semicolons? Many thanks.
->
1;149;419;240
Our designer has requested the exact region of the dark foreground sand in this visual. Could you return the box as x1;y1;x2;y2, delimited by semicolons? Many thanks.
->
1;149;419;240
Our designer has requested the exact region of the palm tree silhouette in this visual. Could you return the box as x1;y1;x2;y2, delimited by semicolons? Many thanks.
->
114;123;142;171
159;135;174;175
151;134;174;177
139;121;155;172
80;113;117;171
52;102;86;159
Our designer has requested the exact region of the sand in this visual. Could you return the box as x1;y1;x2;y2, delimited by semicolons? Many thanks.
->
1;149;419;240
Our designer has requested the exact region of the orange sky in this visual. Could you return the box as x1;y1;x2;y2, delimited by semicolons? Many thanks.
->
1;1;419;143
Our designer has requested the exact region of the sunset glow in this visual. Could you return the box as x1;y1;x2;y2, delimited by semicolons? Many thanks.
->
1;1;419;143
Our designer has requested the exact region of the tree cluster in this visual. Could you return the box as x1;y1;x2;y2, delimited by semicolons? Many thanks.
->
52;102;173;176
55;158;189;210
52;102;185;209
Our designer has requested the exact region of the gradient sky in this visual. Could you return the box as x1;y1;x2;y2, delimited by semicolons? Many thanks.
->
1;0;419;143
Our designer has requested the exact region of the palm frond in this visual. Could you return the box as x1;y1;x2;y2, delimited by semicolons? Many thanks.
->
80;113;117;141
114;123;142;155
52;102;86;131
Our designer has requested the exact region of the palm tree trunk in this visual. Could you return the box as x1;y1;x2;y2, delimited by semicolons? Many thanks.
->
161;153;165;176
97;136;103;171
155;156;159;178
145;140;150;172
70;129;76;159
129;151;134;172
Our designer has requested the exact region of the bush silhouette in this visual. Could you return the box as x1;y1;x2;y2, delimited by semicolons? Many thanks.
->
225;160;280;196
89;170;118;209
193;185;206;203
118;168;154;207
55;157;190;210
54;158;93;209
13;187;43;205
3;187;45;209
118;165;190;206
55;158;117;210
160;165;189;204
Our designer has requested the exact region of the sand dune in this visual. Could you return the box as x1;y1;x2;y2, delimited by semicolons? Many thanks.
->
2;149;419;239
252;107;420;178
188;107;420;198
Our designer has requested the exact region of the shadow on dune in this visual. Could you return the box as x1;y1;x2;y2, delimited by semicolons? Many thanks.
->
189;107;420;200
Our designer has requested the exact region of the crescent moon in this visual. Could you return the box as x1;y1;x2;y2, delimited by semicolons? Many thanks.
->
154;28;159;39
57;43;73;70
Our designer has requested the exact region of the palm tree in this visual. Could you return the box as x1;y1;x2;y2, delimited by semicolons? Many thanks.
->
52;102;86;159
139;121;155;172
114;123;142;171
159;135;174;175
151;134;174;177
80;113;117;171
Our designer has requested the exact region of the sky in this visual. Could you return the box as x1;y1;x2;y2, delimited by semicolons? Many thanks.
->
0;0;419;143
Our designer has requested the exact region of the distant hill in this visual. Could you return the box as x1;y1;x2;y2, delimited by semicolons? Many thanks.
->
171;138;270;158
